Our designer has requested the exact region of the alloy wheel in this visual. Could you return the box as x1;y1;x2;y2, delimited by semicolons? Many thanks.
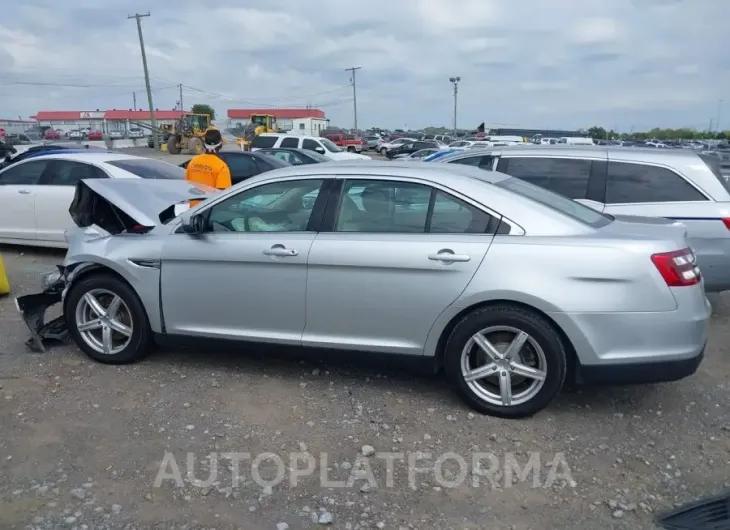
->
74;288;134;355
460;325;547;407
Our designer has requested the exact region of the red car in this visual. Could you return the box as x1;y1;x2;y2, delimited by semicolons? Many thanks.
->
325;133;364;153
86;130;103;140
43;129;61;140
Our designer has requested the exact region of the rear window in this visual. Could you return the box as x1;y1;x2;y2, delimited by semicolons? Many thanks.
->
496;177;611;228
105;159;185;179
250;135;278;149
699;154;730;192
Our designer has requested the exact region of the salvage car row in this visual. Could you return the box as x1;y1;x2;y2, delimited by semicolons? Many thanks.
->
2;144;717;419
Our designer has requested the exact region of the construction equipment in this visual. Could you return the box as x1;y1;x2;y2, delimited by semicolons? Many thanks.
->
240;114;278;149
166;113;216;155
0;254;9;295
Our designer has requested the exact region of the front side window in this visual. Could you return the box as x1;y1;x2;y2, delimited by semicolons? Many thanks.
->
280;137;298;148
47;161;105;185
500;157;591;200
334;179;496;234
207;179;324;232
0;160;50;185
605;162;707;203
302;139;321;152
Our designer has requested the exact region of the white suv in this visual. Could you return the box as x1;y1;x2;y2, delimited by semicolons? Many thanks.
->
250;134;371;161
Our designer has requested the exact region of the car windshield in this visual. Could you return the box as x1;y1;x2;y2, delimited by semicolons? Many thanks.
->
496;177;612;228
105;158;185;179
320;138;342;152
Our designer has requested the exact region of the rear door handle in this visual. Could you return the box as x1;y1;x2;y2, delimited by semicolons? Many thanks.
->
263;246;298;257
17;190;31;195
428;251;471;263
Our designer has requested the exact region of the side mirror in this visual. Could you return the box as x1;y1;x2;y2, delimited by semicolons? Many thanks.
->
181;214;206;234
314;147;325;154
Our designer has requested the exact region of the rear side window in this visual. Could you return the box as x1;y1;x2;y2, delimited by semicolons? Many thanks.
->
605;162;707;204
280;137;298;148
250;135;278;149
500;157;591;200
497;177;611;228
105;159;185;179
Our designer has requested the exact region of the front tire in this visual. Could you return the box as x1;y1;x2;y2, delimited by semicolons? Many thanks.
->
347;146;356;152
188;137;204;154
167;134;181;154
443;305;566;418
65;274;152;364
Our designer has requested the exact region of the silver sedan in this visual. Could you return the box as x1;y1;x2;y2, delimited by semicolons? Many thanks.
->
17;162;710;418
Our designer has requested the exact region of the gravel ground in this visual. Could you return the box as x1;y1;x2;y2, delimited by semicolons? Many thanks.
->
1;249;729;528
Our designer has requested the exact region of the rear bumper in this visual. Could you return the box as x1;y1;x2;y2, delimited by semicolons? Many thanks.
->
549;295;710;382
575;344;705;385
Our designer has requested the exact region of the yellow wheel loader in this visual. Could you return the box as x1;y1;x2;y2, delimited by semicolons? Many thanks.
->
241;114;278;150
166;113;216;155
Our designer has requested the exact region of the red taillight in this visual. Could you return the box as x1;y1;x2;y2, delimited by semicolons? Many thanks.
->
722;218;730;230
651;248;701;287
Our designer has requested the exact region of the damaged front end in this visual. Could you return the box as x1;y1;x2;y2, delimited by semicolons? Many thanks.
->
15;177;217;352
15;265;70;352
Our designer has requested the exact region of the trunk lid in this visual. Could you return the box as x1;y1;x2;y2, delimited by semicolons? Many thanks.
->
69;179;216;234
600;214;690;249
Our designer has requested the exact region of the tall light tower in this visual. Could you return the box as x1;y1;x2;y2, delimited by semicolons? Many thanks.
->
449;76;461;132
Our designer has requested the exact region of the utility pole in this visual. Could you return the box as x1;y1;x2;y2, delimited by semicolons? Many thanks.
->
128;12;158;148
179;83;184;111
345;66;361;132
449;77;461;132
133;92;137;111
717;99;724;133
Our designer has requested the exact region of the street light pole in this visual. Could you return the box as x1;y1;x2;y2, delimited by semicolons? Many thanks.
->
717;99;724;133
449;77;461;132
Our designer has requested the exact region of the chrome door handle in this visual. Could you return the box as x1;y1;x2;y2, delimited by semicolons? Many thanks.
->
17;190;31;195
263;246;298;257
428;251;471;263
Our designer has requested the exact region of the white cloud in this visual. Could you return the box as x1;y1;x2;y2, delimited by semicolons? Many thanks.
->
1;0;728;131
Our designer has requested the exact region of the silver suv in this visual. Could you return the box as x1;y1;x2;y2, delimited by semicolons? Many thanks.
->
437;145;730;292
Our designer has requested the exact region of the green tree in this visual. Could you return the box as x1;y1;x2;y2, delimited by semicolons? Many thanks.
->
587;126;607;140
190;104;215;120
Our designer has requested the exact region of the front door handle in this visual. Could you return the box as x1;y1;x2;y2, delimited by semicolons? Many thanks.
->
428;250;471;263
17;189;31;195
263;245;298;257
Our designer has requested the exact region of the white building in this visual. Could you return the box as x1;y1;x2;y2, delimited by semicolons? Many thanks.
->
226;108;329;137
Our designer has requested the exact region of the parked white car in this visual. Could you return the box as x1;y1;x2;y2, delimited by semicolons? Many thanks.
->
109;131;124;140
68;130;84;140
127;128;145;139
377;137;418;155
249;134;371;161
0;152;187;248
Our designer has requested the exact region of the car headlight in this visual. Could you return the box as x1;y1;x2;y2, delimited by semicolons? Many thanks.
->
41;270;62;290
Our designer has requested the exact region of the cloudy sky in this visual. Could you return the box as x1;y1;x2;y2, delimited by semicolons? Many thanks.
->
1;0;727;132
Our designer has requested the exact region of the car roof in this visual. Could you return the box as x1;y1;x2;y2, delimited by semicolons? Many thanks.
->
241;160;511;186
15;152;144;163
258;133;322;141
437;144;703;164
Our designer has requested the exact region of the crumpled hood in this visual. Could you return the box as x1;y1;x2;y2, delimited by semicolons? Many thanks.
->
69;178;216;233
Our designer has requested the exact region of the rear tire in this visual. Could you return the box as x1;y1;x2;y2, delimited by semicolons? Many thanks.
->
65;274;152;364
167;134;181;154
443;305;566;418
347;146;356;152
188;137;204;155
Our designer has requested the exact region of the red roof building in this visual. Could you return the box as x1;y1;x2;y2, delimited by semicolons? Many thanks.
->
227;108;325;120
32;110;190;121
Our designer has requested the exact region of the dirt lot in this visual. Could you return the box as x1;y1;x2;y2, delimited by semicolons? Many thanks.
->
1;244;729;530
